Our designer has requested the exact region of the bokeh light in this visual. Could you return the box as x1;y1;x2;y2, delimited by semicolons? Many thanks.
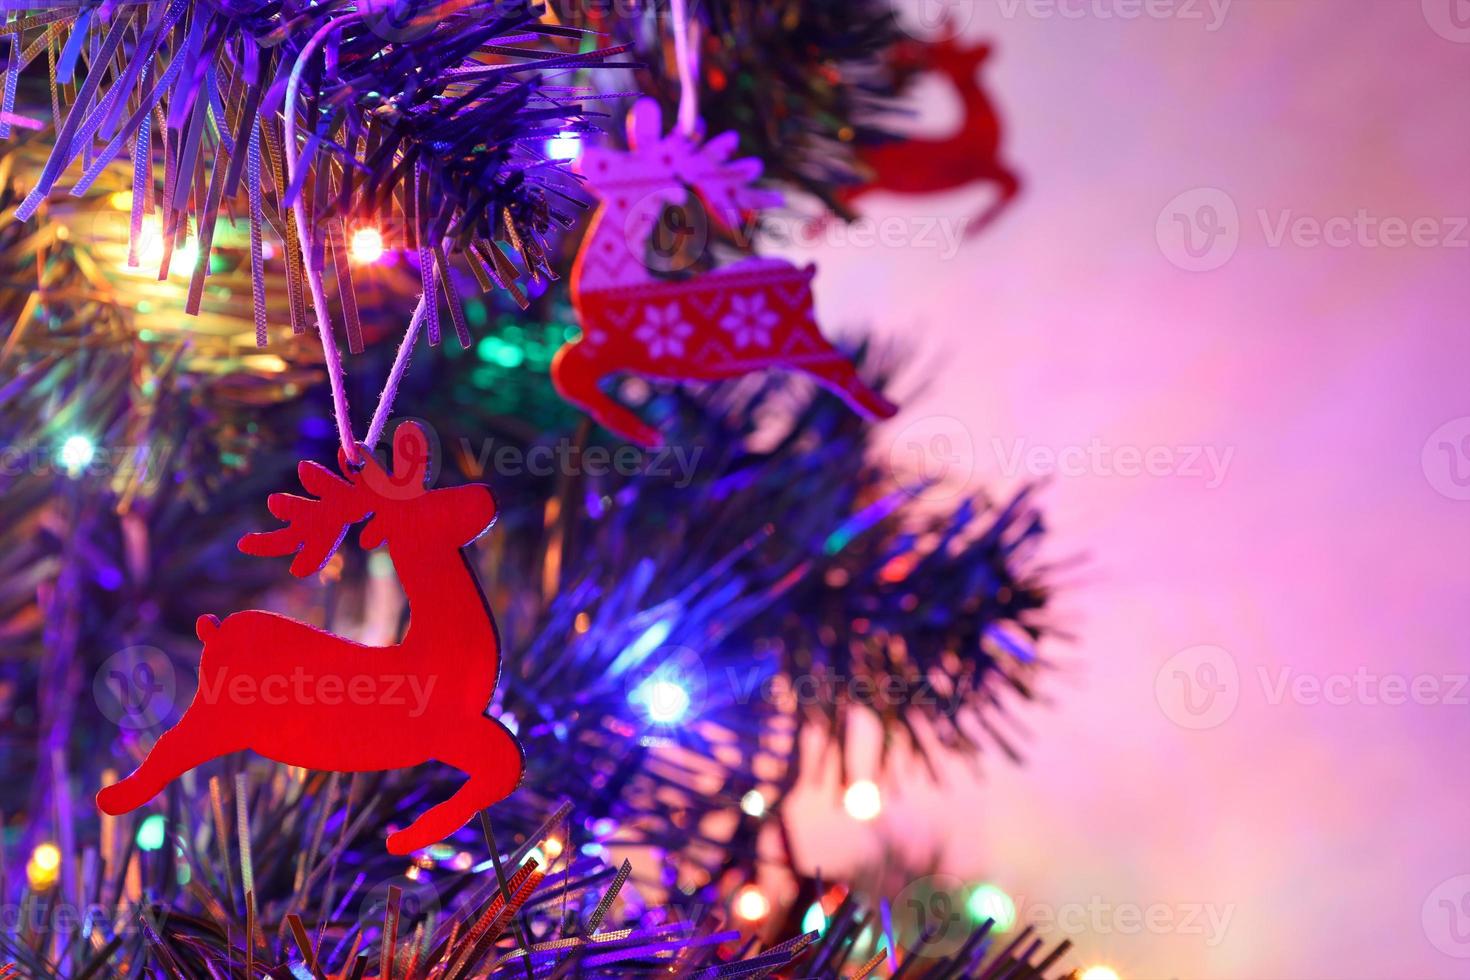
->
1081;966;1121;980
57;434;96;476
630;676;691;724
843;780;882;821
545;133;581;161
734;884;770;921
966;883;1016;932
802;900;827;935
740;789;767;817
349;226;385;264
27;842;61;890
136;814;167;852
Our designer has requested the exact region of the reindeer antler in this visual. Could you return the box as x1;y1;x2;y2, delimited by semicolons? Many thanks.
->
238;457;377;577
616;97;783;230
238;424;436;575
682;130;784;224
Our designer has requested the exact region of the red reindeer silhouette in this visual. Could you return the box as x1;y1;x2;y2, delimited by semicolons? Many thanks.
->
554;98;897;447
97;423;522;856
840;32;1020;239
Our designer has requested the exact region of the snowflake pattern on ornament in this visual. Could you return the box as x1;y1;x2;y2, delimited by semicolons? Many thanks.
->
634;303;694;358
719;294;780;349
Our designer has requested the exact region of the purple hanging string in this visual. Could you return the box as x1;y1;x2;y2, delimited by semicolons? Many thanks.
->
671;0;699;135
365;292;429;451
284;13;362;464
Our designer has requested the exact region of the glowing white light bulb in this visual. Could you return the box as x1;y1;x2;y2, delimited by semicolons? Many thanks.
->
545;133;581;161
843;780;881;821
57;434;96;476
740;790;766;817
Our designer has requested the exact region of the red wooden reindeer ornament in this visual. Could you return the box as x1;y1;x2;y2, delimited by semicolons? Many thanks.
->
555;98;897;447
839;31;1020;239
97;423;523;855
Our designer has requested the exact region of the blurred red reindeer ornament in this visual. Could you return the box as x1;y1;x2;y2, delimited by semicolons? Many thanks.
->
839;31;1020;239
555;98;897;447
97;423;522;856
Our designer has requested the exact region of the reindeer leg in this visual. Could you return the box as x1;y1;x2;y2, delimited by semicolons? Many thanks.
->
802;357;898;422
97;709;241;815
963;166;1021;240
386;718;523;856
551;339;664;447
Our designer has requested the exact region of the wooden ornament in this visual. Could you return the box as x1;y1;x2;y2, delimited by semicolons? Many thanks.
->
556;98;897;447
96;422;523;856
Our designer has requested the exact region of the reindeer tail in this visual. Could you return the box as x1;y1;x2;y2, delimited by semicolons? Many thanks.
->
196;615;221;642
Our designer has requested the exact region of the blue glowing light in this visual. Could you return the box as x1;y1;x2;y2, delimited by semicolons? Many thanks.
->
609;616;674;676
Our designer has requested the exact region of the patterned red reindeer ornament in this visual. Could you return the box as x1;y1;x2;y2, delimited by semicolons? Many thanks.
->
97;423;523;856
555;98;897;447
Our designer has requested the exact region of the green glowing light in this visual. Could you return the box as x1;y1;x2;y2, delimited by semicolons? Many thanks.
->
136;814;167;852
465;299;488;328
476;336;525;368
967;884;1016;932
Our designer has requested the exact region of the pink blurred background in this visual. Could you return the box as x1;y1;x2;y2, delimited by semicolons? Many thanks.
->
776;1;1470;977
